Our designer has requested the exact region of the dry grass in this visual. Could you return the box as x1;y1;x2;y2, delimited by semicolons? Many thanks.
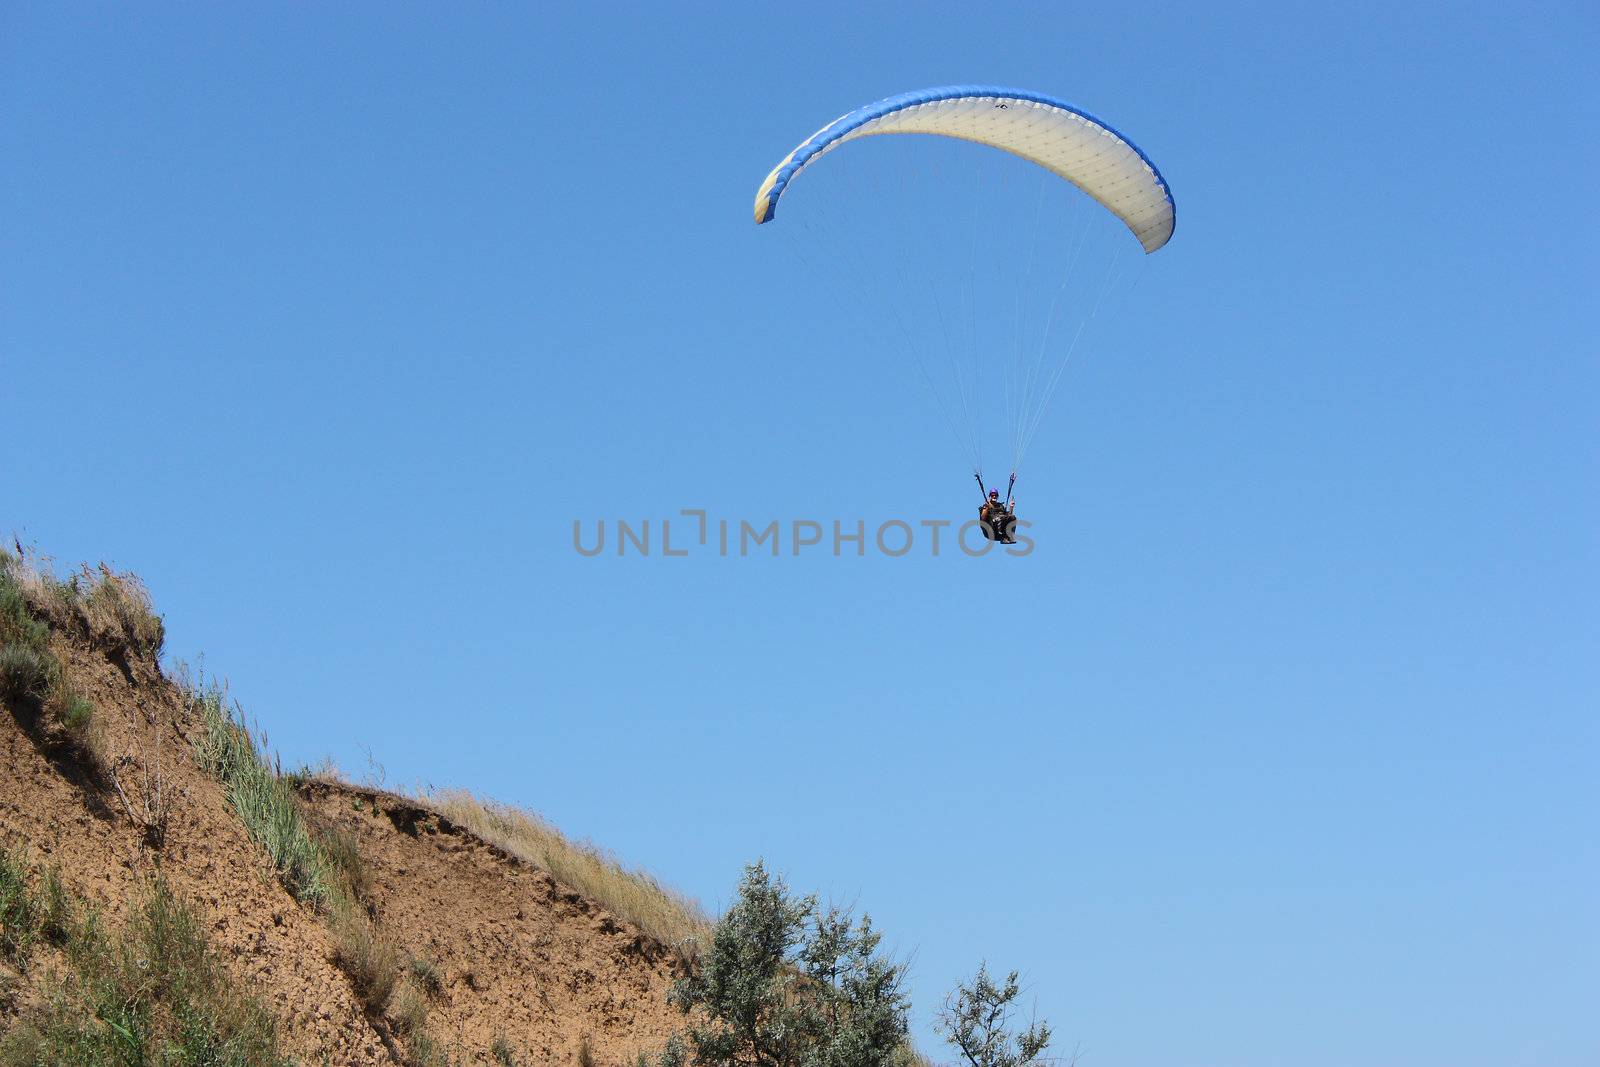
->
889;1046;937;1067
299;758;712;959
317;820;373;902
330;902;402;1013
1;547;163;659
416;788;712;959
74;564;165;656
392;974;460;1067
391;979;430;1038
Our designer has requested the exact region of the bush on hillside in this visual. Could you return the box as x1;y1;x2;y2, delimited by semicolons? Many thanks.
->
935;963;1056;1067
655;860;910;1067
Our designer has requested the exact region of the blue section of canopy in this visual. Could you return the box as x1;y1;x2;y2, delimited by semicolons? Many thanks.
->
755;85;1175;230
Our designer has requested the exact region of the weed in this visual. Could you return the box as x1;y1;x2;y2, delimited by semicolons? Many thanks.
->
330;904;401;1013
318;822;371;901
410;954;444;997
0;849;37;966
36;867;74;946
391;980;430;1038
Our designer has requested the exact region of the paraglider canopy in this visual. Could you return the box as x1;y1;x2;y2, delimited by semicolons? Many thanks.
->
754;86;1175;252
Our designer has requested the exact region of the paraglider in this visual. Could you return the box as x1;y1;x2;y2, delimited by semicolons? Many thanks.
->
975;473;1018;544
753;86;1175;529
979;490;1017;545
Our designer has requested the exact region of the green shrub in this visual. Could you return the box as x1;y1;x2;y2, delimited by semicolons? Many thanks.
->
656;860;910;1067
59;692;94;735
0;645;55;705
0;580;49;652
934;964;1053;1067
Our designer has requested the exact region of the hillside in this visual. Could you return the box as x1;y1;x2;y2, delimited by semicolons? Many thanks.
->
0;549;695;1065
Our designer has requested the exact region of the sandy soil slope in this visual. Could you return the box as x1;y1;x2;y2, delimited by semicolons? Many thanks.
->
1;607;685;1064
299;781;685;1064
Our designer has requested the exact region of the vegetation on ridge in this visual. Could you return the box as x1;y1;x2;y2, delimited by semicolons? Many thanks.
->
0;547;163;661
0;548;117;767
411;787;713;962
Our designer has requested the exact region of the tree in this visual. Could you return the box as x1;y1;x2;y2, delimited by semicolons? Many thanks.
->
659;861;910;1067
934;964;1054;1067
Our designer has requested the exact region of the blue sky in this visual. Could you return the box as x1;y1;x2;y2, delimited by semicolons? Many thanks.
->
4;4;1597;1065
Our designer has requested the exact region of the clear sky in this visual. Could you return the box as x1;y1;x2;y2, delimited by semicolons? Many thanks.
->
4;4;1597;1065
